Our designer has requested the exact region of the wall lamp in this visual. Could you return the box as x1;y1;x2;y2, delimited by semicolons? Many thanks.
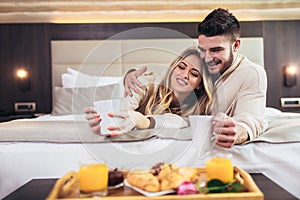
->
16;68;30;91
283;65;297;87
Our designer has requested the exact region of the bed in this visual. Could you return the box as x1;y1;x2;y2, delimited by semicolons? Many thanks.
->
1;35;300;199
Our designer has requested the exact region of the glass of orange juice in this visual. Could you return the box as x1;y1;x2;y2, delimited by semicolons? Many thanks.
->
78;161;108;197
205;157;233;183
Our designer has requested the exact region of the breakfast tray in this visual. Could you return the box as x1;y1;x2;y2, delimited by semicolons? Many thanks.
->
47;166;263;200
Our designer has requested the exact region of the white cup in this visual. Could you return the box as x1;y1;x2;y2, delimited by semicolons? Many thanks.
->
189;115;215;159
94;99;121;135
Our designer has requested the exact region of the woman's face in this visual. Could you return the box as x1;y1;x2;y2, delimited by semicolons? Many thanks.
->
171;54;202;100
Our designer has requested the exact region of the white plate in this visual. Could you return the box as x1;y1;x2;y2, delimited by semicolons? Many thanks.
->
108;182;124;189
124;179;176;197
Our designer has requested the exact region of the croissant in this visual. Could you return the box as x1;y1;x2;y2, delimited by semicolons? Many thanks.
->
160;167;199;191
127;164;200;192
127;170;160;192
157;163;178;181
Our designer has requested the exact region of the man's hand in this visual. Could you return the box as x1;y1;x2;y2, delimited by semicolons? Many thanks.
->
124;66;147;97
212;113;249;148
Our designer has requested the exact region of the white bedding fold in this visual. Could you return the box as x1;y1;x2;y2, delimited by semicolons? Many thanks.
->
1;114;300;143
0;120;99;143
247;117;300;143
0;119;193;143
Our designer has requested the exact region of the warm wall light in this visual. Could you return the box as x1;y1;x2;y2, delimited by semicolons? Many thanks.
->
283;65;297;87
16;69;28;79
16;68;30;91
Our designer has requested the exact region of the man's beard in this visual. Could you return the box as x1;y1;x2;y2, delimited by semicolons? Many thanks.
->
220;50;234;75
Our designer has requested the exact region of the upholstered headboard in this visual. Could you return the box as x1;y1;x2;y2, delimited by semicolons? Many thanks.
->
51;38;264;87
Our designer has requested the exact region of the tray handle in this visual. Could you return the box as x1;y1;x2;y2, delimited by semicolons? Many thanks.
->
234;166;262;194
47;171;80;199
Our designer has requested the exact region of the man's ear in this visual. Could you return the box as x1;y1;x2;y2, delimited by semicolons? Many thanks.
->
233;39;241;52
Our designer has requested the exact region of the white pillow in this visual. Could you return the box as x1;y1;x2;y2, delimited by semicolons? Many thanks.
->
67;67;80;76
61;73;76;88
62;68;123;88
61;72;98;88
265;107;283;116
52;84;121;115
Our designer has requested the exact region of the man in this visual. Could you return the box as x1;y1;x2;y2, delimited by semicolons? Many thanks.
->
123;8;268;148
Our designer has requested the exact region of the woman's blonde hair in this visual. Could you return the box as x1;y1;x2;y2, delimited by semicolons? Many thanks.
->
136;47;213;117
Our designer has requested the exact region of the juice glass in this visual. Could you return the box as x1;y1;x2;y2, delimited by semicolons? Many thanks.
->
206;157;233;183
78;163;108;197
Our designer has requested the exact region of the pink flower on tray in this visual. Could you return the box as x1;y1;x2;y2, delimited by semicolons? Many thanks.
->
177;181;198;195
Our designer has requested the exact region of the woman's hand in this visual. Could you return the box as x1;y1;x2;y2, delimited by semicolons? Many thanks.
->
212;113;249;148
107;110;151;134
84;107;101;135
124;66;147;97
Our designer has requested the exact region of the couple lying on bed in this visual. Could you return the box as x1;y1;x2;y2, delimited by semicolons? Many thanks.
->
85;8;267;148
85;46;266;149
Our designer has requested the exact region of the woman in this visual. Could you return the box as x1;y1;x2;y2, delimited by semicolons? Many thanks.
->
85;47;213;135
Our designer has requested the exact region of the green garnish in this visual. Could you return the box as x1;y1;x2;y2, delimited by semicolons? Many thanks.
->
198;179;246;194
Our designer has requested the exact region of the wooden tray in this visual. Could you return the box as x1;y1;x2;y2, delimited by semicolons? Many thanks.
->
47;166;263;200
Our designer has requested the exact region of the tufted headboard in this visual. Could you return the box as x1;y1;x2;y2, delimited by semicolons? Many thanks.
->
51;37;264;87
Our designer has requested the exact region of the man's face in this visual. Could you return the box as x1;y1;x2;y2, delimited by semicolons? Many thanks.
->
198;35;237;75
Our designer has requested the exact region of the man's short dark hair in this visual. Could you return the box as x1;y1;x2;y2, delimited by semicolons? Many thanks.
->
197;8;241;42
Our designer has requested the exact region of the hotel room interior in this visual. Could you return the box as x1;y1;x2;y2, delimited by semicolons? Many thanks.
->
0;0;300;199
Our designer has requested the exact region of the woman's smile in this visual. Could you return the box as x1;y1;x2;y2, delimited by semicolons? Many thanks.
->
176;77;188;86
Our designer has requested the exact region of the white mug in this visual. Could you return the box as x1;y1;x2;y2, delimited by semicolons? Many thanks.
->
189;115;215;159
